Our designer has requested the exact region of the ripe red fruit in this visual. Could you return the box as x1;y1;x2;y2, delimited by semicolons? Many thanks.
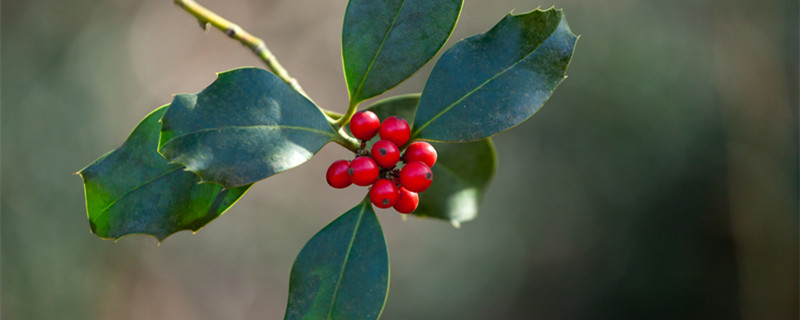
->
371;140;400;168
348;157;379;186
403;141;437;167
379;116;410;147
326;159;351;188
393;187;419;214
349;110;380;141
399;161;433;192
370;179;399;208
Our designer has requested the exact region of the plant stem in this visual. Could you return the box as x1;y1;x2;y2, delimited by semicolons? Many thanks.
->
175;0;357;147
334;100;360;129
332;127;361;151
174;0;307;97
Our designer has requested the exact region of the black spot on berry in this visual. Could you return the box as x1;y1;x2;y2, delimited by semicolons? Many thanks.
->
347;168;354;175
426;172;432;180
379;148;386;156
382;199;389;205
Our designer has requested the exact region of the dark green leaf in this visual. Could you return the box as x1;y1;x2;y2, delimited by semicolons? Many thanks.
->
285;199;389;320
415;140;496;225
412;8;578;142
158;67;337;188
343;0;462;103
366;95;496;225
78;105;250;241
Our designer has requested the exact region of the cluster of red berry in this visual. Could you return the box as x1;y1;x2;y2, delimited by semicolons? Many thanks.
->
326;111;437;213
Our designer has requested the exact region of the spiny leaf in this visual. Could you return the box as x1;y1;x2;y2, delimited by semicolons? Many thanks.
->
158;67;337;188
285;199;389;320
412;8;578;142
78;105;250;242
343;0;462;103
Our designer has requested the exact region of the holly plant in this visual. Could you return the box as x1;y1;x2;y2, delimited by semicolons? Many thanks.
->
77;0;578;318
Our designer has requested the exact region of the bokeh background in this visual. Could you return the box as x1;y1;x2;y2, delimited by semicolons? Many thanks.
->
2;0;797;319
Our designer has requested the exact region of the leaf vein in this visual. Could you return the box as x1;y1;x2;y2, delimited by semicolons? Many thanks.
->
412;23;561;137
326;200;368;319
97;167;184;216
163;124;337;148
352;0;408;101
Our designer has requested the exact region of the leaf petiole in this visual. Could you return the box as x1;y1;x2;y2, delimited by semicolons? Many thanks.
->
321;108;344;125
332;126;361;152
322;109;343;120
333;99;360;129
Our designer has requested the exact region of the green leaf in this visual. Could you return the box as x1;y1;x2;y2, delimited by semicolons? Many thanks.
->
415;140;496;225
343;0;462;103
285;199;389;320
78;105;250;241
158;67;337;188
365;95;497;225
412;8;578;142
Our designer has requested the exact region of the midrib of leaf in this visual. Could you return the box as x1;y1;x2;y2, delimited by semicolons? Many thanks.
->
351;0;407;102
162;124;337;148
326;201;368;319
97;166;183;218
411;23;559;138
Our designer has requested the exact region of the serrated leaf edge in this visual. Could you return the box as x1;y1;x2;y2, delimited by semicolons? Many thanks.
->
411;7;578;141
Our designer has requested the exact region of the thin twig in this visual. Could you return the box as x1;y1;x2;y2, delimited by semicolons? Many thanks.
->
174;0;307;97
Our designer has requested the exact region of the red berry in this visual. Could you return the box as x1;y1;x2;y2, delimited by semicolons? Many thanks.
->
393;187;419;213
370;179;399;208
326;159;352;188
371;140;400;168
403;141;437;167
349;110;380;141
348;157;379;186
399;161;433;192
379;116;410;147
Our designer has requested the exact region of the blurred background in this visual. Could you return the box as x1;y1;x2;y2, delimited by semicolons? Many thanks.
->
2;0;797;319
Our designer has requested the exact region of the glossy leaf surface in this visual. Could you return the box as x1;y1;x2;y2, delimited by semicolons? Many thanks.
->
343;0;462;103
412;8;578;142
78;106;250;241
366;95;496;225
159;68;337;188
285;200;389;320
